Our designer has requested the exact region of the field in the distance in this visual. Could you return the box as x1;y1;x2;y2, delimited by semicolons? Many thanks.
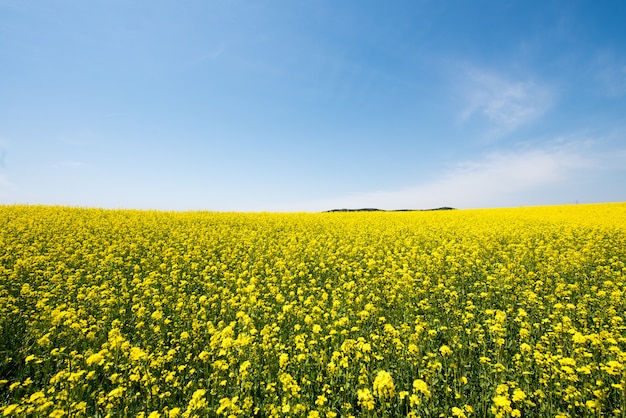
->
1;204;625;417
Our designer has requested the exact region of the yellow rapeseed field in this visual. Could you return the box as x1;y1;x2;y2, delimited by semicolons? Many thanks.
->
1;203;625;417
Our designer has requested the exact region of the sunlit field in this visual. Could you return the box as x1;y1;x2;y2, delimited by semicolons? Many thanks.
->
1;204;625;417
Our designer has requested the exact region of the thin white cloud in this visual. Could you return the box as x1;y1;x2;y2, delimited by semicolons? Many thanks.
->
459;67;553;139
305;144;596;211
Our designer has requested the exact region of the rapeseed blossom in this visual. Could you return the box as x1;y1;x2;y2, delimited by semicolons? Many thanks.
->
0;203;625;416
372;370;395;399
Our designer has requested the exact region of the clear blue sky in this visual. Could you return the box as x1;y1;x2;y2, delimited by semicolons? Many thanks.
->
1;0;625;211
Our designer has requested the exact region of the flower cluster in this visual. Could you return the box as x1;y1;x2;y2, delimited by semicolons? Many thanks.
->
1;203;625;417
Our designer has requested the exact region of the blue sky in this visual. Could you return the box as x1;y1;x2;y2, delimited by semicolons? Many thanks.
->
1;0;625;211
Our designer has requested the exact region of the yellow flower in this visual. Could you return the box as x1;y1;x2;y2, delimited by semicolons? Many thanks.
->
108;387;124;399
512;388;526;403
168;407;181;417
129;346;147;362
86;352;104;366
28;391;45;403
519;343;531;354
357;388;375;410
412;379;431;397
439;345;452;356
2;404;19;416
279;353;289;368
3;203;626;418
451;406;466;417
602;360;623;375
373;370;395;399
496;384;509;395
493;395;511;408
186;389;207;413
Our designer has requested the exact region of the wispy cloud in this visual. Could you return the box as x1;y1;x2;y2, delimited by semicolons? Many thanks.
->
459;67;553;139
305;142;596;211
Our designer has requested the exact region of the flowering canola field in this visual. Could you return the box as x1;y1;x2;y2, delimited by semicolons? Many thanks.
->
1;204;626;418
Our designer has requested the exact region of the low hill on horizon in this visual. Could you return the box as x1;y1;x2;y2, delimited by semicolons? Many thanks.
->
323;207;456;213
